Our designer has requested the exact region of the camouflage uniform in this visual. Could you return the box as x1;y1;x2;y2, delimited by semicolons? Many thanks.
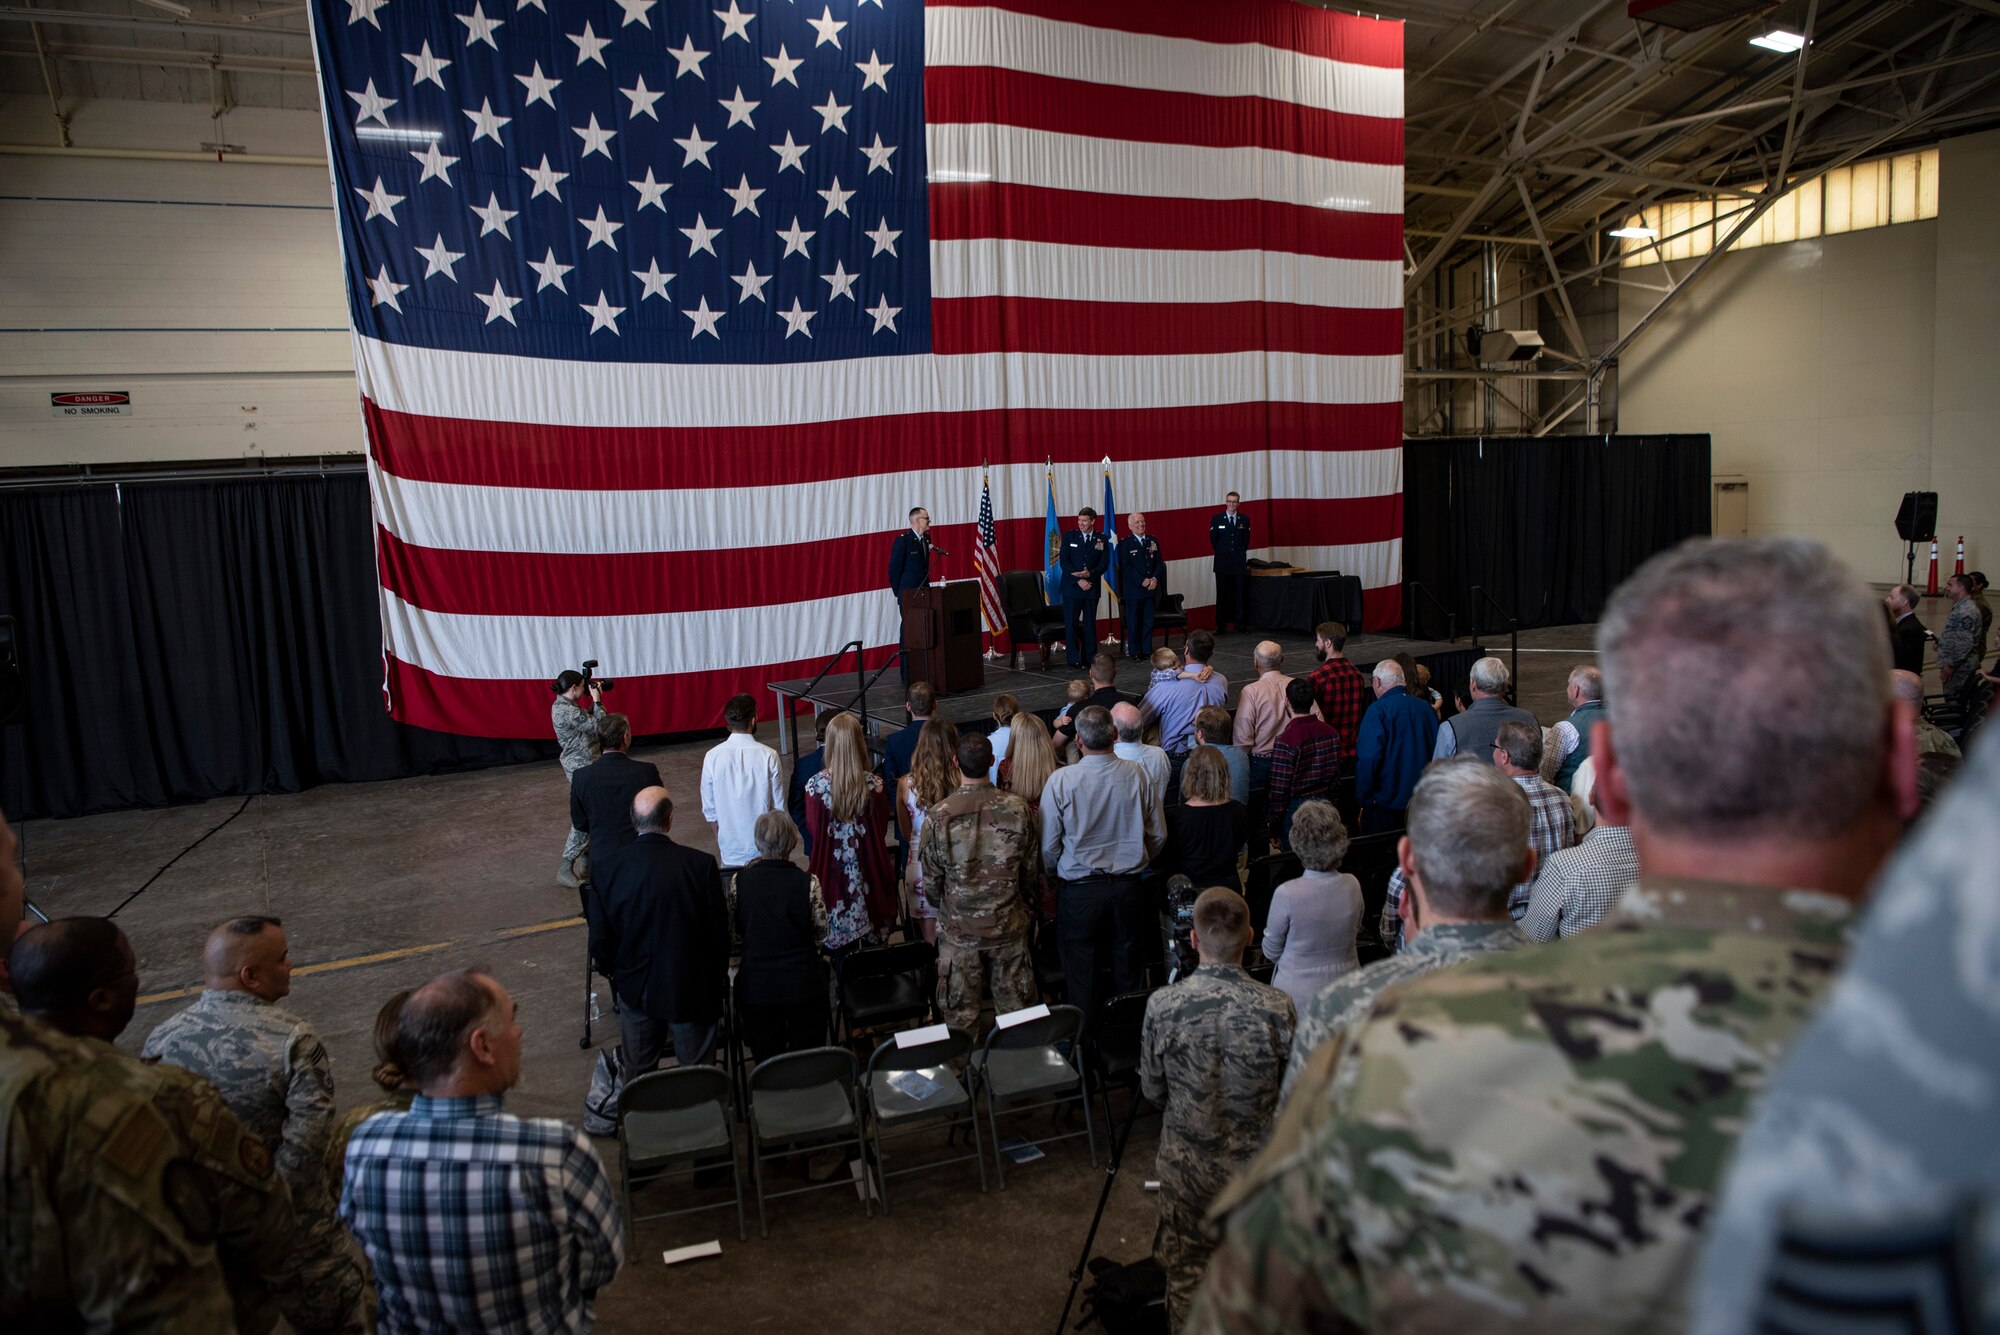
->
554;694;606;870
1694;738;2000;1332
2;1007;299;1333
917;781;1041;1031
1139;964;1296;1330
1279;919;1528;1101
1939;596;1983;710
1189;878;1854;1335
142;989;367;1335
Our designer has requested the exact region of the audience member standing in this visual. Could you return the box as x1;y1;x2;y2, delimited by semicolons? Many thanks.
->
1939;572;1983;717
1208;491;1252;633
1087;652;1134;711
1518;784;1638;941
700;693;783;875
1260;801;1362;1011
805;713;899;950
341;970;623;1332
986;693;1020;782
1305;621;1370;755
568;713;662;892
1041;706;1164;1034
1111;702;1172;807
1195;706;1250;805
732;812;831;1062
143;915;368;1334
897;718;961;941
1143;639;1226;759
1166;746;1250;894
787;714;833;856
1232;642;1293;790
1432;656;1538;760
326;992;416;1198
588;787;730;1071
1353;660;1438;834
1266;679;1342;851
1547;665;1607;792
1140;888;1293;1330
552;670;607;888
1884;583;1926;676
8;912;307;1335
1197;536;1917;1335
1490;721;1577;918
999;711;1058;805
882;681;935;785
919;734;1042;1031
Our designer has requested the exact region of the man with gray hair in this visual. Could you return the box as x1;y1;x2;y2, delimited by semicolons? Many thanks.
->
1548;664;1605;791
1275;758;1533;1100
1192;536;1918;1335
1432;654;1537;761
1231;641;1294;790
1110;700;1171;807
1352;659;1438;835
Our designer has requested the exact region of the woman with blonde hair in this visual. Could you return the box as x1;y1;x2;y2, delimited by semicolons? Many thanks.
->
999;712;1058;805
986;693;1020;782
804;712;898;951
896;717;961;943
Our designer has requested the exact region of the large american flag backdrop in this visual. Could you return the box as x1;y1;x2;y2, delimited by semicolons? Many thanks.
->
310;0;1404;739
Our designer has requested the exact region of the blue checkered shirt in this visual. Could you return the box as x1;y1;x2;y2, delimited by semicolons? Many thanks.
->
339;1094;623;1334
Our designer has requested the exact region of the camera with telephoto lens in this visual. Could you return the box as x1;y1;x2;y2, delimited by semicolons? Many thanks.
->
1162;874;1198;982
581;659;614;692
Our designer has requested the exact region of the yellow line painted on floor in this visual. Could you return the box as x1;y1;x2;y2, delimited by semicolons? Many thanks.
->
135;916;585;1007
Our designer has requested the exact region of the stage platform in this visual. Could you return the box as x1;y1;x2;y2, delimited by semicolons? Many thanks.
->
766;629;1483;756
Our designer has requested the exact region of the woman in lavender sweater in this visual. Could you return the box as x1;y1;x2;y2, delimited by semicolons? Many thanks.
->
1261;799;1363;1010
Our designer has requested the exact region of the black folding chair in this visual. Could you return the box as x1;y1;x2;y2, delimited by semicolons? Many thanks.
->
863;1027;986;1212
1086;988;1158;1133
835;940;936;1045
1340;830;1404;961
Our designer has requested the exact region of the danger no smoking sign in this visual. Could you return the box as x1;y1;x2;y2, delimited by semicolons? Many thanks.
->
50;391;134;418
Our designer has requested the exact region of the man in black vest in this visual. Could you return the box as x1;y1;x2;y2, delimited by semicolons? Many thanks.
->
588;786;730;1071
887;506;935;683
567;714;662;904
1209;491;1252;633
1432;656;1538;762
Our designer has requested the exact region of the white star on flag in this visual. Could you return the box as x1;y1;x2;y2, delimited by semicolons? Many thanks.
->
347;0;386;29
732;260;772;303
675;123;717;167
718;86;760;129
367;264;408;311
668;36;710;79
770;131;809;174
725;173;764;216
614;0;655;27
578;205;624;250
464;98;511;144
679;214;722;256
622;75;664;120
403;41;451;89
806;5;845;47
457;2;502;48
574;113;617;158
568;21;611;66
416;235;465;281
411;142;459;186
866;216;901;256
528;247;574;292
516;62;561;108
356;176;406;223
714;0;754;41
779;297;817;338
522;154;568;199
581;291;626;335
813;92;850;134
868;293;901;333
470;192;518;237
347;78;396;127
821;260;858;301
818;176;854;217
682;296;723;339
777;216;815;257
475;279;521;325
861;133;896;174
632;259;675;301
629;168;671;211
764;44;803;88
856;50;893;92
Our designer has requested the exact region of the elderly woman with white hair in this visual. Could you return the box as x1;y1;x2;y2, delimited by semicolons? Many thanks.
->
1260;799;1363;1010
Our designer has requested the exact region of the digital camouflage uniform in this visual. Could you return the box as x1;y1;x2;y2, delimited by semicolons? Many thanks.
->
1189;878;1855;1335
1940;596;1984;711
554;693;607;870
918;782;1041;1031
142;989;367;1335
1279;919;1529;1102
1139;964;1296;1331
2;1008;299;1334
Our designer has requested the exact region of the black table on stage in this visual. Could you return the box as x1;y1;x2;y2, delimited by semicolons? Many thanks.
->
1245;571;1365;635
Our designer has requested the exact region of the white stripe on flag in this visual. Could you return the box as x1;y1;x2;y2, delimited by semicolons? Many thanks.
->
930;240;1402;308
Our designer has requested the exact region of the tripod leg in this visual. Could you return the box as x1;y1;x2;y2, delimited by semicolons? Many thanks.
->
1056;1085;1147;1335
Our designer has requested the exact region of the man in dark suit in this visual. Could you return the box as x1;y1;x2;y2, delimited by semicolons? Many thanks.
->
1117;511;1166;660
588;785;730;1070
1886;583;1928;676
567;713;662;897
1209;490;1252;633
1059;506;1111;667
887;506;935;683
881;680;934;785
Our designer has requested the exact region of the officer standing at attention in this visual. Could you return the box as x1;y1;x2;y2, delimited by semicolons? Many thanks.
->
1060;506;1111;668
1209;491;1252;633
888;506;935;684
1117;511;1166;660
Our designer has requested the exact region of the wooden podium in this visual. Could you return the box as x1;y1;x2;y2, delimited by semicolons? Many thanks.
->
900;581;985;695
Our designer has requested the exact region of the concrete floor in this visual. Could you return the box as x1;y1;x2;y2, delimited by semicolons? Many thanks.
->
11;610;1905;1333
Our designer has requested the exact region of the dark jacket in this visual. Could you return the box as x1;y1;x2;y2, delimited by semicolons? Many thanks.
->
1209;510;1251;573
787;746;825;855
569;751;664;865
733;860;826;1008
1355;686;1438;812
882;718;926;784
1057;528;1110;601
1889;611;1928;676
589;832;729;1025
887;530;934;594
1116;534;1165;604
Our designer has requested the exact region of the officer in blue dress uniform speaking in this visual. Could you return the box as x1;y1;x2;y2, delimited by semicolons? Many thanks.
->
887;506;935;683
1116;512;1166;659
1058;506;1110;668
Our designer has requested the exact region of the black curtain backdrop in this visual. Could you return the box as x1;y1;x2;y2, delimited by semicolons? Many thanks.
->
0;474;548;821
1401;435;1711;640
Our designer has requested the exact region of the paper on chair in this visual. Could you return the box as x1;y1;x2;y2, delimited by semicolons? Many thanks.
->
995;1003;1051;1029
661;1240;722;1266
895;1023;949;1048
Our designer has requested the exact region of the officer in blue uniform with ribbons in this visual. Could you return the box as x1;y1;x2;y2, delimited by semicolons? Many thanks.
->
888;506;934;683
1209;490;1252;633
1117;511;1166;659
1059;506;1110;668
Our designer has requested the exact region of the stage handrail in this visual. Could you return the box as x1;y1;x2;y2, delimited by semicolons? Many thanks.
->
1467;585;1519;703
784;639;903;749
1402;581;1457;643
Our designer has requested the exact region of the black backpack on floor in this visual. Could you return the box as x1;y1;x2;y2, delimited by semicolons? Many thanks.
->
1077;1256;1168;1334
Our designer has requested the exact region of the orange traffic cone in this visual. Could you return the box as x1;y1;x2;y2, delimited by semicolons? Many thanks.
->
1926;539;1941;595
1954;536;1965;577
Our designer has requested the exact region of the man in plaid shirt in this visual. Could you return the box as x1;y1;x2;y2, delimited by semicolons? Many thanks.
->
1305;621;1371;753
340;970;623;1334
1267;679;1343;850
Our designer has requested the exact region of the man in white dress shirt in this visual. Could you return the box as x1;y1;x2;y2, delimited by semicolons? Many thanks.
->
699;693;783;874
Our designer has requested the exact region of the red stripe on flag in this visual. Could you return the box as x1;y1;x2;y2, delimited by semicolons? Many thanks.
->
377;496;1404;618
929;182;1403;262
933;298;1403;358
926;0;1404;69
364;400;1404;491
926;67;1402;164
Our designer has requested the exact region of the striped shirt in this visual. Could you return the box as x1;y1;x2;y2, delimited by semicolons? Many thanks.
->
339;1094;623;1335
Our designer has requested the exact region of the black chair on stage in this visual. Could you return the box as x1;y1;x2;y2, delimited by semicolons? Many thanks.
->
1001;569;1068;670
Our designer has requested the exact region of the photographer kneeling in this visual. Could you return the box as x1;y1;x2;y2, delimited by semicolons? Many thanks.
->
552;669;606;888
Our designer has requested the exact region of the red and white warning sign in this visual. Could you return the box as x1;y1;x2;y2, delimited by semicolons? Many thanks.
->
50;391;133;418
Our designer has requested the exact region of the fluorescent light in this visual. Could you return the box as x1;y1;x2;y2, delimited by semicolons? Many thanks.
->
1609;226;1658;239
929;168;991;183
1750;29;1807;53
356;126;444;142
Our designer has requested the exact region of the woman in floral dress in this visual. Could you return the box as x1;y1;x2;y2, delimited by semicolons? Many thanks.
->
803;712;898;952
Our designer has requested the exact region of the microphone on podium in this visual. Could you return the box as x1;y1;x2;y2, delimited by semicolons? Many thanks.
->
928;542;952;557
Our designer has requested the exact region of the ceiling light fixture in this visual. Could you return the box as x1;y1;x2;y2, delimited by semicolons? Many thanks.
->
1609;225;1659;238
1749;29;1807;53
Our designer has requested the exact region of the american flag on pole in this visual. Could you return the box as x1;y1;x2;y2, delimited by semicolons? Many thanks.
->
310;0;1403;738
973;468;1006;645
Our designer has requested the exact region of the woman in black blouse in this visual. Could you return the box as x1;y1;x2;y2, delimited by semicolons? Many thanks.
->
1165;745;1249;893
731;811;831;1062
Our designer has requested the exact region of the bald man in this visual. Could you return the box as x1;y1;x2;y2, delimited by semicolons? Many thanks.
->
1117;511;1166;659
1233;641;1296;791
144;915;368;1333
